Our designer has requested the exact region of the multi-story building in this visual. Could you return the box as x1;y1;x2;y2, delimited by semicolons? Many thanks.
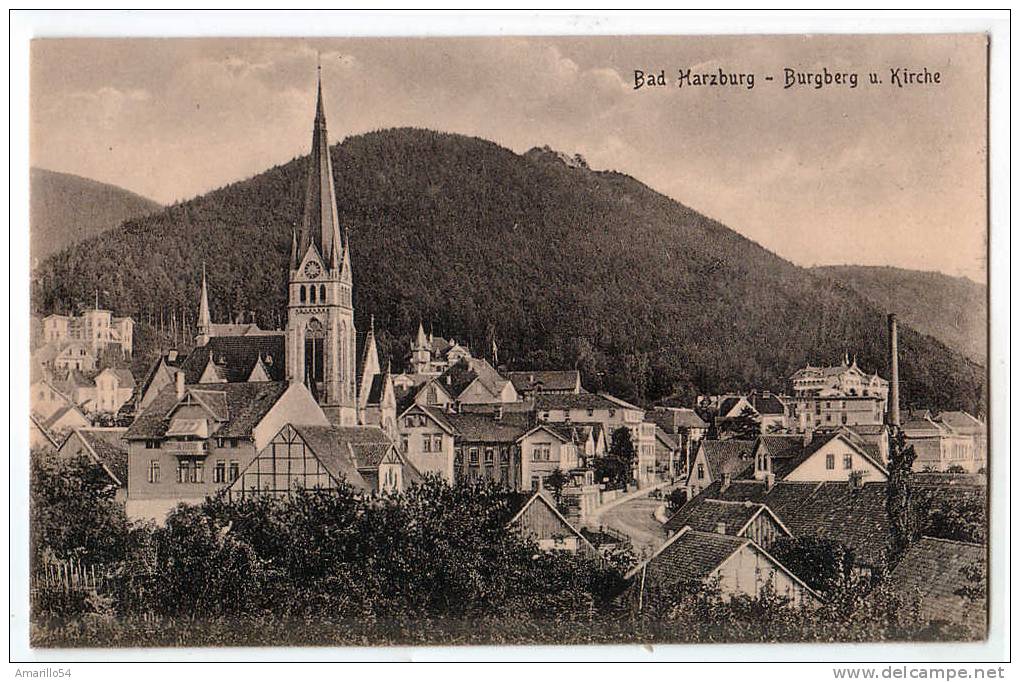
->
787;355;889;432
42;307;134;357
902;410;980;473
534;392;656;487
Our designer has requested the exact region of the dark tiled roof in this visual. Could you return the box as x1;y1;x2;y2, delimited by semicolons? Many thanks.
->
179;336;286;384
290;424;371;492
639;529;748;584
445;411;530;443
699;440;755;481
887;537;985;631
508;370;580;393
125;381;289;440
436;357;508;399
649;407;709;432
663;499;773;536
681;479;892;566
76;429;129;486
534;392;621;411
718;396;748;418
749;393;786;415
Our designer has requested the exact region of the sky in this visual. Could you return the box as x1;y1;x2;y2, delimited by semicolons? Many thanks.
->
30;35;988;282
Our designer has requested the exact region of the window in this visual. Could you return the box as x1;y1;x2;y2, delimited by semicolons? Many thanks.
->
532;444;551;462
309;286;317;303
469;448;479;464
841;414;848;425
319;285;326;302
697;463;705;479
454;448;463;466
843;454;853;470
501;448;509;463
587;408;594;417
229;460;239;482
422;434;432;453
484;447;494;464
300;285;306;303
400;435;409;452
177;458;203;484
214;459;226;484
145;439;160;449
433;435;443;452
148;460;160;483
825;454;835;470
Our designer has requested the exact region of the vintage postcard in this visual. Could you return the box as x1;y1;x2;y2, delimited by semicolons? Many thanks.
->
11;11;1008;669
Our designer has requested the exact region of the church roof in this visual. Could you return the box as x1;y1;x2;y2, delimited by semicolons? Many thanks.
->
294;72;345;272
180;335;286;384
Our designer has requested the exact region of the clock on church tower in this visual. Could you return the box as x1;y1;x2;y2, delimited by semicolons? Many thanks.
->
303;260;322;279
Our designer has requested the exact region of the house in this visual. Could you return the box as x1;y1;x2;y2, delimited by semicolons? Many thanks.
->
844;423;891;464
883;537;985;634
223;423;370;499
436;357;519;405
123;374;329;521
685;439;755;497
653;426;681;480
31;376;76;421
750;430;888;483
624;527;821;609
36;340;96;372
503;490;598;556
517;423;582;490
57;428;129;502
662;498;792;548
42;308;134;356
669;478;895;571
447;411;530;487
398;403;457;482
94;368;136;415
788;356;889;431
936;411;986;472
748;391;790;433
508;370;582;397
406;322;473;375
29;415;58;450
41;404;91;442
535;392;656;487
648;406;709;475
136;350;187;411
902;411;978;473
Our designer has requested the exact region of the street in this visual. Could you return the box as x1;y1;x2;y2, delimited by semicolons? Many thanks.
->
592;491;672;560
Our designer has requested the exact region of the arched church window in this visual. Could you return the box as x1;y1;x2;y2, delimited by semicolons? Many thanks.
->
300;285;306;303
310;286;317;304
320;284;326;302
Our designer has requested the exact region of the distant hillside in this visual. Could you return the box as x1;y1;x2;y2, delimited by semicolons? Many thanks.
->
812;266;986;366
30;129;986;415
30;168;161;265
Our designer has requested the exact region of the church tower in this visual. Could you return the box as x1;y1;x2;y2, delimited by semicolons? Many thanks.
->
286;71;358;426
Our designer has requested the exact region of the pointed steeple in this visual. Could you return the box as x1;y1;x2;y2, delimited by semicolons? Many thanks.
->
196;262;211;347
297;67;345;273
290;226;299;270
415;321;427;348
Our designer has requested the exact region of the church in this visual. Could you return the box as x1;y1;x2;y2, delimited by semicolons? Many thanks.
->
137;72;396;438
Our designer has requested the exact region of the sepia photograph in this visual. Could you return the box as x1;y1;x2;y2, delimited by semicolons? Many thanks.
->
9;10;1009;670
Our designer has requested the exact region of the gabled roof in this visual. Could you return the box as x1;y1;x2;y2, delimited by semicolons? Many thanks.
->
534;392;621;411
649;407;709;432
179;335;286;384
29;414;58;449
67;428;129;487
749;393;786;416
502;490;599;553
662;498;792;537
936;411;985;434
625;527;748;582
98;367;136;388
43;403;89;430
364;373;391;406
696;439;755;481
678;479;893;566
755;430;888;480
436;357;509;399
399;402;456;434
517;423;572;444
718;396;754;419
288;424;371;491
655;426;679;451
444;411;531;443
507;370;581;393
886;537;985;630
125;381;289;440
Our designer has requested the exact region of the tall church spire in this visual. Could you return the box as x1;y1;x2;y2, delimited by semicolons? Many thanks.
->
196;262;211;347
296;67;345;273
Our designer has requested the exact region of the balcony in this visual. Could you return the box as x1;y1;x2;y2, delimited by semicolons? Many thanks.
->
166;440;209;456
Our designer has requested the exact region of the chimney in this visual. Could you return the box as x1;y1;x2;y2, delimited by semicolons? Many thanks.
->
715;522;727;535
175;370;185;400
888;313;901;427
764;472;775;491
721;473;731;492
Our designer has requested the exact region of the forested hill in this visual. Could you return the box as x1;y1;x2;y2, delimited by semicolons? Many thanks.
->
811;265;987;366
30;168;161;265
30;128;985;415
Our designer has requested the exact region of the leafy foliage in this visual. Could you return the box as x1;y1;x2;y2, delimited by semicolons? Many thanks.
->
31;130;984;413
721;405;762;440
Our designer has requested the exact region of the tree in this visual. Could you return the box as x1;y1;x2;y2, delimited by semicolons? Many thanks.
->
609;426;637;468
886;427;919;561
544;468;570;509
722;406;761;440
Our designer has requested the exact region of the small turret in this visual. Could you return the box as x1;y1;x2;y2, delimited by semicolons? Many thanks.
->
196;262;211;347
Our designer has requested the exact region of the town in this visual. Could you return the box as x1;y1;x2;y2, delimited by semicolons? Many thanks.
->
28;73;988;647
